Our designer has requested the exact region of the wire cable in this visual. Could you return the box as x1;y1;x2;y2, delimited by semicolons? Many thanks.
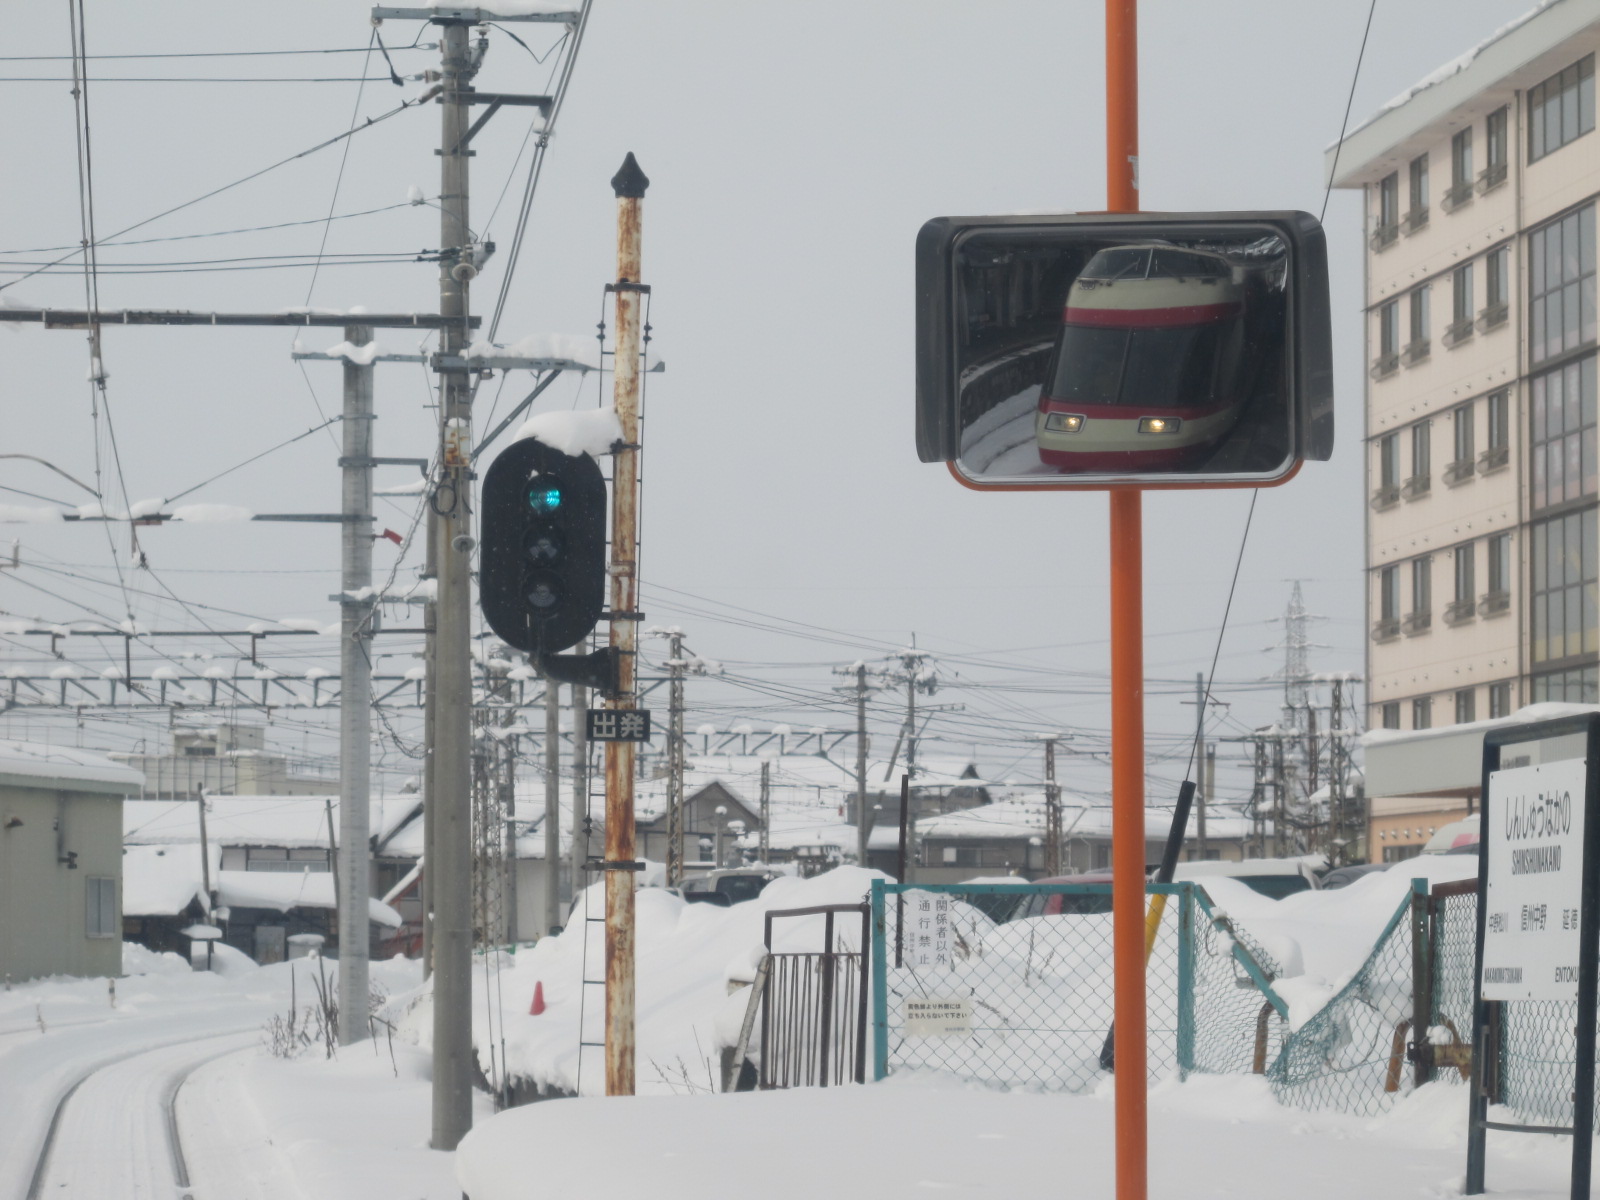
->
0;84;439;295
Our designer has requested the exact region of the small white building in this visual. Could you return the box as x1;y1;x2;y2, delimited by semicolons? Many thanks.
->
0;741;142;982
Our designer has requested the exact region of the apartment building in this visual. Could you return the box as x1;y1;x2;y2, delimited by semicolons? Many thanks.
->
1331;1;1600;858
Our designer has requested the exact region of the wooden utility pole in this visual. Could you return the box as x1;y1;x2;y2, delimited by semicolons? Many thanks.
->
572;683;590;874
854;664;870;866
665;629;687;886
1042;735;1062;877
759;759;771;864
1193;673;1208;860
604;152;649;1098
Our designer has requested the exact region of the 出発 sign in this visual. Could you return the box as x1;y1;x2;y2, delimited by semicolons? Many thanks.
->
1482;758;1587;1001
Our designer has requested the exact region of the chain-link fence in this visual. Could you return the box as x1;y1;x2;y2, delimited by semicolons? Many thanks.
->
867;881;1292;1092
1266;883;1423;1116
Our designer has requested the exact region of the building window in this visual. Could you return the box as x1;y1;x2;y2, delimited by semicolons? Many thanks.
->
1486;247;1510;309
1487;531;1513;597
1375;563;1401;639
1381;702;1401;730
86;877;117;939
1531;507;1598;664
1486;107;1508;179
1374;172;1400;249
1530;357;1597;510
1489;681;1513;718
1529;205;1596;365
1406;556;1432;635
1410;420;1431;486
1484;389;1511;472
1453;543;1475;607
1412;696;1433;730
1384;843;1425;864
1455;689;1476;724
1532;664;1600;703
1453;404;1474;465
1529;54;1595;163
1406;153;1429;231
1405;286;1431;363
1374;300;1400;375
1449;127;1473;203
1446;263;1474;346
1380;432;1400;489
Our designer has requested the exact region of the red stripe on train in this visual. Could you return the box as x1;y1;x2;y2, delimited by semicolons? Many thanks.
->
1062;301;1241;328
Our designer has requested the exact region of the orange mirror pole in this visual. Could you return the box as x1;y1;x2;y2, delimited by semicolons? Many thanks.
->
1105;3;1147;1200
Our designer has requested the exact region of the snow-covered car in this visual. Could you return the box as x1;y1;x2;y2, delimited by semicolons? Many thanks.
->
1421;816;1479;855
679;868;779;907
1318;861;1391;890
1034;244;1247;472
1172;857;1320;900
1008;874;1115;918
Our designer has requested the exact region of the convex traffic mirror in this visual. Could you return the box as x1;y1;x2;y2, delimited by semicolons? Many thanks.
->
915;211;1333;489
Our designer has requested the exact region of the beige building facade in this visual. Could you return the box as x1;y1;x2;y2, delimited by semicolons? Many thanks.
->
1332;2;1600;857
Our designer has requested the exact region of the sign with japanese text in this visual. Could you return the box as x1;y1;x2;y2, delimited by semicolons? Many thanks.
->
903;997;971;1038
586;708;652;742
1482;758;1587;1002
909;892;954;970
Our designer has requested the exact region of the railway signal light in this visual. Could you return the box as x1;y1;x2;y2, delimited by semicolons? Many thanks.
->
479;437;607;656
915;210;1333;489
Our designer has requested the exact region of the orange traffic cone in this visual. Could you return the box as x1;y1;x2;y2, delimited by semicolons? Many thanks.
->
530;981;546;1016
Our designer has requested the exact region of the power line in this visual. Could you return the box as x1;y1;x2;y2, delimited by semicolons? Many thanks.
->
0;200;427;255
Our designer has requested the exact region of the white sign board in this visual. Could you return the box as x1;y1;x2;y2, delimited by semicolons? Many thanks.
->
907;892;954;970
903;997;972;1037
1482;758;1587;1002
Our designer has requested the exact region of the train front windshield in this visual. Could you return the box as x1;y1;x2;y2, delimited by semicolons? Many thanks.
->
1047;319;1242;410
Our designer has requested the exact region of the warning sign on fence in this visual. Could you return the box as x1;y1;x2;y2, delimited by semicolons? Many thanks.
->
1482;758;1587;1002
903;996;972;1037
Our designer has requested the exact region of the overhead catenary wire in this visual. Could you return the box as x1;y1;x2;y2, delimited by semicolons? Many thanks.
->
0;82;441;295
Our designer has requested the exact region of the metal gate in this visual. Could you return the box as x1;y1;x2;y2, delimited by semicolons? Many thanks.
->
759;903;870;1087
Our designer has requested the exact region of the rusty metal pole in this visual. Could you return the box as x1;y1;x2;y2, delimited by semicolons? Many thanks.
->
604;152;649;1098
1105;2;1147;1200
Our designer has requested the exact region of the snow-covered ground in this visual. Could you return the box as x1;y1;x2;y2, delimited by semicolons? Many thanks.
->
458;1072;1588;1200
3;859;1587;1200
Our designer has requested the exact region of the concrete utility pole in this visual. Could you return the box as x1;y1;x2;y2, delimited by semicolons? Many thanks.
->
664;629;686;886
1042;735;1062;877
336;323;376;1045
544;675;561;933
1202;743;1215;860
429;18;483;1153
604;152;649;1099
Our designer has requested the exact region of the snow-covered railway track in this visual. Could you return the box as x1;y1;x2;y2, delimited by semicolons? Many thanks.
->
24;1029;257;1199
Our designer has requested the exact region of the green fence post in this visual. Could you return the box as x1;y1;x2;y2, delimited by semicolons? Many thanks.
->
870;879;890;1081
1409;877;1432;1090
1177;882;1195;1079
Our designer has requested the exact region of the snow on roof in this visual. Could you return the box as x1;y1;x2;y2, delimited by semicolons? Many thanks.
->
213;869;401;927
0;739;144;794
121;842;220;917
124;794;421;849
1359;700;1600;748
917;793;1256;843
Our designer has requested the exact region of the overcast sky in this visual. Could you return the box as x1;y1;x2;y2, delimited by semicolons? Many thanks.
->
0;0;1540;806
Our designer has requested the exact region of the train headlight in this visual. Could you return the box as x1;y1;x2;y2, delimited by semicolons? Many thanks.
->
1043;413;1085;433
1138;417;1181;434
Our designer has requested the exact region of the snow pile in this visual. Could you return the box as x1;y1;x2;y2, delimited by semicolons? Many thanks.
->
514;407;622;458
319;339;383;365
466;331;600;370
396;866;888;1097
1200;856;1478;1029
